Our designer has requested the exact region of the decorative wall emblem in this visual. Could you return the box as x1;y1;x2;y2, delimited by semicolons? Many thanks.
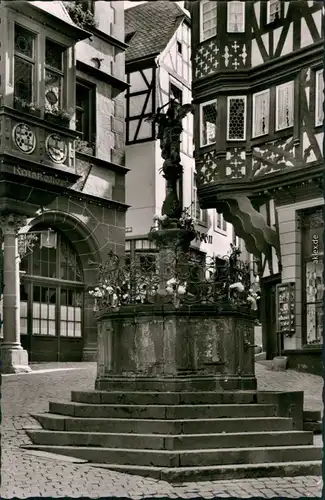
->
13;123;36;154
226;149;246;178
197;150;219;185
45;134;67;163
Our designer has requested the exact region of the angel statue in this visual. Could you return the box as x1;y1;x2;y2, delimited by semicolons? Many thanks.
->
147;99;194;165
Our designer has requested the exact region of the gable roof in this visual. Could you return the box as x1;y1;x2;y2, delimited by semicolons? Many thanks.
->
125;1;188;63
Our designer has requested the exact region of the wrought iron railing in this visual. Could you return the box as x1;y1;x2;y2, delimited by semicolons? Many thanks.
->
89;247;260;313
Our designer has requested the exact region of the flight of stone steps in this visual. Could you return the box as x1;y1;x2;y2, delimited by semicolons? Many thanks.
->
23;390;322;482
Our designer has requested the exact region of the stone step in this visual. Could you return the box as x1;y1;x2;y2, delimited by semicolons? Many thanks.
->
70;390;258;406
48;401;277;420
31;414;294;434
20;444;322;468
303;421;322;434
25;429;314;450
88;460;322;482
303;410;322;422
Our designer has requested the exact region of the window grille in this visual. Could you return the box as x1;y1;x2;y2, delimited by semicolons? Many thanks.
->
200;0;217;41
276;82;294;131
201;100;217;146
315;69;324;127
267;0;281;23
227;96;246;141
227;1;245;33
14;24;36;103
252;90;270;137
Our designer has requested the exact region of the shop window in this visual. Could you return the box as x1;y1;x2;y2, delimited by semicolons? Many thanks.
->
14;24;36;103
227;1;245;33
252;89;270;137
315;69;324;127
200;0;217;41
45;39;65;110
227;96;246;141
275;81;294;130
200;100;217;146
301;208;324;345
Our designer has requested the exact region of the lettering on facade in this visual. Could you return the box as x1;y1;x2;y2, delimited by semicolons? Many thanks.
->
312;234;319;263
13;166;70;187
195;231;213;244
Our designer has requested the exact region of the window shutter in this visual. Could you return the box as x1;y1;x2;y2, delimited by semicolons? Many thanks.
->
276;82;294;130
253;90;270;137
316;70;324;126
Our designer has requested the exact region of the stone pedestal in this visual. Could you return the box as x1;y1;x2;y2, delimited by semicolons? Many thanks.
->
95;304;257;392
0;214;31;373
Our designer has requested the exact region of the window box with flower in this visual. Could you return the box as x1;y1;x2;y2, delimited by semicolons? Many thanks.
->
45;106;73;127
14;97;42;117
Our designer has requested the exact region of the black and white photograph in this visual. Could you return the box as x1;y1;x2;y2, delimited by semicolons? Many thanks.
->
0;0;323;498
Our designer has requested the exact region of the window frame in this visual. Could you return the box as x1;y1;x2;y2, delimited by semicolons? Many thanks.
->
315;69;324;127
200;99;217;147
267;0;282;24
226;95;247;141
200;0;217;42
75;80;96;144
275;81;294;131
214;210;227;235
14;23;37;104
192;172;208;225
44;38;66;111
252;89;270;138
227;1;245;33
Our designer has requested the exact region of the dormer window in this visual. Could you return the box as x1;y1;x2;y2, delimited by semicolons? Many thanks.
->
267;0;281;23
14;24;36;103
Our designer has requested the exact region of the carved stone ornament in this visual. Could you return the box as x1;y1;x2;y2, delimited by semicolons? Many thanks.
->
45;134;68;163
0;214;28;235
12;123;36;154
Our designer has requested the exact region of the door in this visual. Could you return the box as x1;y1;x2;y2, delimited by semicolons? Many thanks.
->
261;274;281;359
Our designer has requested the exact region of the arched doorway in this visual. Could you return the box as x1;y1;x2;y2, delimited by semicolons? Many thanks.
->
20;225;85;362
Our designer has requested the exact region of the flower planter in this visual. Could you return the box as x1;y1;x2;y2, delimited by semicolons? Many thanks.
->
14;102;41;117
45;113;70;128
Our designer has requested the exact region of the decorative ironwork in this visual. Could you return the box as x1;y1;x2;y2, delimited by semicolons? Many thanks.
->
89;245;260;313
18;233;39;259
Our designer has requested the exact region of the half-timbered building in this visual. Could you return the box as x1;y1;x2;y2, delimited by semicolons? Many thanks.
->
124;1;235;267
0;1;128;370
186;0;324;374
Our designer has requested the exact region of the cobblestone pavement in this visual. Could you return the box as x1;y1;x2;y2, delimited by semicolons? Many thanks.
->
1;362;323;498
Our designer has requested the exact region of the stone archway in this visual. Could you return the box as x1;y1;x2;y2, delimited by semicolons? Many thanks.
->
20;211;102;361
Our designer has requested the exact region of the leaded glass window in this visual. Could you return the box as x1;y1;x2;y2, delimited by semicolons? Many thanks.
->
227;96;246;140
45;39;65;110
14;24;36;102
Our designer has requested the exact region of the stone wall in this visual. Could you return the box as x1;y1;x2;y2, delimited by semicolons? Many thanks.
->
96;305;257;391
